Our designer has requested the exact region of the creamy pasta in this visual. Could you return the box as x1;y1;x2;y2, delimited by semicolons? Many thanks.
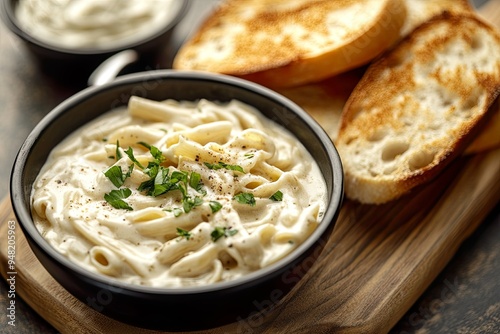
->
31;97;327;287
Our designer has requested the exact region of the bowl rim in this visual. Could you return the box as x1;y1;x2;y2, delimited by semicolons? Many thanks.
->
10;70;344;295
0;0;190;55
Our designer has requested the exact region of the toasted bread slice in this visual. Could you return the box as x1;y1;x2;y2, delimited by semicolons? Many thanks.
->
335;12;500;204
271;0;495;153
400;0;472;36
173;0;406;88
278;66;499;154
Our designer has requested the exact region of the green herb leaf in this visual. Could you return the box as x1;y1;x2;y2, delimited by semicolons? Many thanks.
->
152;182;178;197
269;190;283;201
104;164;134;188
203;162;220;170
145;162;161;179
211;227;225;242
211;226;238;242
209;201;222;213
176;227;191;240
171;170;188;184
104;188;133;210
104;166;125;188
138;166;175;196
137;141;151;150
191;172;207;195
138;178;154;194
137;165;159;196
189;172;202;191
119;144;212;214
125;147;144;169
204;161;245;173
224;164;245;173
115;140;122;161
234;192;256;206
183;196;203;213
150;146;164;163
154;168;178;196
172;208;183;217
138;142;165;164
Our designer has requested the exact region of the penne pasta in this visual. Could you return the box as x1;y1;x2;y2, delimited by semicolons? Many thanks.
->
31;97;327;287
107;125;165;148
157;222;212;265
89;246;123;277
169;244;220;277
129;96;212;127
166;121;232;146
133;204;212;238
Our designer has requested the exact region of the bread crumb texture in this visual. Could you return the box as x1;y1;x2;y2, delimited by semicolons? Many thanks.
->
174;0;395;74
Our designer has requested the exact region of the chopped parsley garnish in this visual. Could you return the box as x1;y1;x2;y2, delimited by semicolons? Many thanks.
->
138;141;164;163
103;142;252;214
211;227;238;242
139;166;177;196
209;201;222;213
171;208;183;217
234;192;256;206
122;143;207;215
226;228;239;237
104;164;133;188
204;161;244;173
211;227;225;242
115;140;122;161
189;172;203;192
183;196;204;214
104;188;133;210
124;146;145;169
176;227;191;240
269;190;283;201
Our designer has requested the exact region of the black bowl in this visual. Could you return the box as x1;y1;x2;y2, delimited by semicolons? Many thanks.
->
10;70;344;331
0;0;189;82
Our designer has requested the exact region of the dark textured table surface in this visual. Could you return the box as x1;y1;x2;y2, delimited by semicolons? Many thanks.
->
1;1;499;333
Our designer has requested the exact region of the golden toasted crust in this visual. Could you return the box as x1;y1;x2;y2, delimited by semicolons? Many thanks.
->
273;0;496;153
173;0;406;88
336;12;500;204
400;0;473;36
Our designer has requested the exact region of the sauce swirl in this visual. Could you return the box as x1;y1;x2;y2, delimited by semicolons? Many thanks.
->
16;0;180;49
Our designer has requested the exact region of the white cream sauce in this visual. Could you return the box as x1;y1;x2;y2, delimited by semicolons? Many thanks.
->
31;97;327;287
16;0;181;49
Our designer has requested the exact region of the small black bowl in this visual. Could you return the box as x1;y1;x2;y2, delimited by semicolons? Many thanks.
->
0;0;189;82
10;70;344;331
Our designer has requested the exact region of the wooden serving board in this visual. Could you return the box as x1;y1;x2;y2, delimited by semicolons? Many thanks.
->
1;147;499;334
1;2;500;333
